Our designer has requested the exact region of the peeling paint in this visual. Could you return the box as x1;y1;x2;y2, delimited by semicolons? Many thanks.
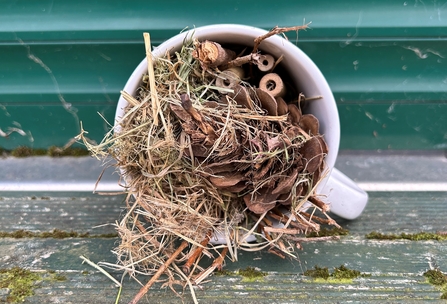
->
341;11;363;47
402;46;445;59
387;103;396;114
0;127;26;138
15;36;80;134
27;130;34;143
0;104;11;117
97;51;111;61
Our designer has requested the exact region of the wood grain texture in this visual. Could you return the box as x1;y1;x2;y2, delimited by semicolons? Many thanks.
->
1;191;446;302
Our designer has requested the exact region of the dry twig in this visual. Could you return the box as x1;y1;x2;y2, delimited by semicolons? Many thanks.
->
252;24;310;53
129;241;188;304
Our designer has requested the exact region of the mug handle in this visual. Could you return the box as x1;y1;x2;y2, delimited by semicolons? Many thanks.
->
320;168;369;220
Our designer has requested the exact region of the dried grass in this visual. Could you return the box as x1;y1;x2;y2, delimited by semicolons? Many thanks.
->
78;27;339;302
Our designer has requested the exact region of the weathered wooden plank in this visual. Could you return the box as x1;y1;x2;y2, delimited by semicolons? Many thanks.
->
1;191;445;236
0;239;116;270
26;270;445;304
336;151;447;184
1;236;446;275
1;235;447;303
334;192;447;235
0;193;124;234
1;190;446;302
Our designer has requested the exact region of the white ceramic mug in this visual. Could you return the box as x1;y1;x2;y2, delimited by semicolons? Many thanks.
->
115;24;368;220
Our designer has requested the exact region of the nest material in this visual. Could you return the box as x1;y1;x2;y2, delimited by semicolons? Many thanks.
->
79;26;340;303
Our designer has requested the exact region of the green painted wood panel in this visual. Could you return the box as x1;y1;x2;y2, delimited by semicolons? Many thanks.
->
0;105;116;150
1;0;447;150
339;103;447;149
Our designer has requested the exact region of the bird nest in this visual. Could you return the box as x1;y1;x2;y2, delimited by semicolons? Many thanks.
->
79;25;340;303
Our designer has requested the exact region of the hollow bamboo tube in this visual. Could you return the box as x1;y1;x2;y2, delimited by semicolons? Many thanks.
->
259;73;286;98
257;54;275;72
215;67;244;90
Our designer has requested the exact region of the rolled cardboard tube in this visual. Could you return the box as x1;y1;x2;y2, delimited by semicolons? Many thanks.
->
216;67;244;90
259;73;286;98
258;54;275;72
227;66;245;79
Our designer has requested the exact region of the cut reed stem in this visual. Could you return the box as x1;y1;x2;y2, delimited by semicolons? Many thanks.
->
128;241;188;304
143;32;159;125
183;232;211;274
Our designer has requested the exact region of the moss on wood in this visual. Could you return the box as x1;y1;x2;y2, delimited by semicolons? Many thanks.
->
423;269;447;300
366;231;447;241
214;269;233;276
304;265;370;283
0;267;41;303
307;227;349;238
303;265;330;280
424;269;447;286
1;146;90;157
238;267;267;282
47;146;90;157
332;265;362;279
51;273;67;282
0;229;118;239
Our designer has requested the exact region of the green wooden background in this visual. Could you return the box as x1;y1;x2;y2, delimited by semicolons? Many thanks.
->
1;0;447;150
